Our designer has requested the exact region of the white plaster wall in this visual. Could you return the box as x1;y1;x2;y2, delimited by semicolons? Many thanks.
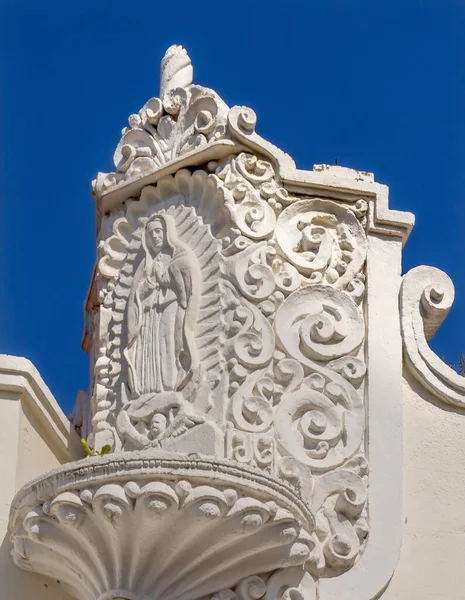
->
381;371;465;599
0;358;77;600
16;398;66;489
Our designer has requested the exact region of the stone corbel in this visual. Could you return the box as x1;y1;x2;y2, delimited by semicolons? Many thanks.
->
9;453;318;600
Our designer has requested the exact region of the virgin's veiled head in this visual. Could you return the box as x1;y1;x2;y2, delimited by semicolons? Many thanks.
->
143;213;178;257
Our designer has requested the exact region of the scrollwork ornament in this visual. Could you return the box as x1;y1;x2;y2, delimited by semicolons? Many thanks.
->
230;369;274;434
311;469;368;575
215;153;284;239
208;568;316;600
272;257;301;295
275;198;366;289
401;265;465;407
229;299;275;369
234;200;276;240
275;285;364;363
264;568;316;600
274;380;363;470
229;242;276;301
327;356;367;388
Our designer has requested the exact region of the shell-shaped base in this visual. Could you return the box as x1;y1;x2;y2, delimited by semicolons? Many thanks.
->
9;451;316;600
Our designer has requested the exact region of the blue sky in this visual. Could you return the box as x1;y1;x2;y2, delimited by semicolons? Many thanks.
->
1;1;464;415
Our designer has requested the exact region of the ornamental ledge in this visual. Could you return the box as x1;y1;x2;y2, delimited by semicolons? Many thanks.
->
10;452;330;600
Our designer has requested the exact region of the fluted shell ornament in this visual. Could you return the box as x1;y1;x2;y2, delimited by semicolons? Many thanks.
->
160;45;193;97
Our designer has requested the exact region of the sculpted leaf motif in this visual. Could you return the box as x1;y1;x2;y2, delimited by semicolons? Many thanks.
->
94;84;232;196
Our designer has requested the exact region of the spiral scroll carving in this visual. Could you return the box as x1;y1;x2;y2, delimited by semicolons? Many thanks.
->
275;381;363;471
275;286;364;363
401;265;465;407
275;199;366;289
215;154;278;240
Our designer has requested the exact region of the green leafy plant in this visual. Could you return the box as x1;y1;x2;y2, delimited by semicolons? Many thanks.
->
81;438;112;457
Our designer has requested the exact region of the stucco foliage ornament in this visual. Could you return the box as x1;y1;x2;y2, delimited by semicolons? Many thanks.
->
90;140;369;578
11;44;419;600
93;45;255;200
85;46;370;592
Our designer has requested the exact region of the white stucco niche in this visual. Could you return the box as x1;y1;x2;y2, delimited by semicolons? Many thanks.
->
5;45;465;600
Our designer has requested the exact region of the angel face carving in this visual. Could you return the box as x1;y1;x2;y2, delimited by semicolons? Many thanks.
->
148;412;167;441
124;213;200;398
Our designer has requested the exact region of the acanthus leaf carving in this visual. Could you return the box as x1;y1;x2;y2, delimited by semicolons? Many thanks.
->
100;84;230;196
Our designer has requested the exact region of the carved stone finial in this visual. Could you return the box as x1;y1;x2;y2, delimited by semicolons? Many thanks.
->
160;44;193;98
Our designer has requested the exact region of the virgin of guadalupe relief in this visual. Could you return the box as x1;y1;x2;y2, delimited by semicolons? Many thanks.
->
116;212;207;449
125;213;200;397
109;195;228;453
9;46;416;600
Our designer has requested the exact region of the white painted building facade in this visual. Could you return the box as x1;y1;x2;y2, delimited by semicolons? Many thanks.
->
1;47;464;600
